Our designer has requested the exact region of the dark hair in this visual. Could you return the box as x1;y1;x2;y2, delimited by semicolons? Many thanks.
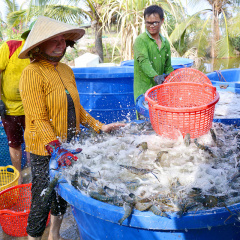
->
144;5;164;20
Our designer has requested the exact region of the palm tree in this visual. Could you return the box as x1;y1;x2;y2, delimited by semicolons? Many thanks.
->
78;0;106;63
102;0;156;61
7;0;107;62
170;0;240;58
101;0;188;61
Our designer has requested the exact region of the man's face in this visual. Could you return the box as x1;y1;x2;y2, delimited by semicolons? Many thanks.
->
145;13;164;36
39;35;66;57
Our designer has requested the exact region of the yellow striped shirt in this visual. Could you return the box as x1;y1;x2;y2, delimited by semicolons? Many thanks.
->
19;60;104;156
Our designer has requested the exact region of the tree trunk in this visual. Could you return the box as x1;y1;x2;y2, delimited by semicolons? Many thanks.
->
95;22;103;63
211;1;221;58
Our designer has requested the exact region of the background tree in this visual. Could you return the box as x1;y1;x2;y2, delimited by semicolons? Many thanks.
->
101;0;187;61
170;0;240;58
5;0;107;61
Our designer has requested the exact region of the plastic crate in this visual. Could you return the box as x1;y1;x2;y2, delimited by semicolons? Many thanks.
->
0;165;19;192
145;82;219;139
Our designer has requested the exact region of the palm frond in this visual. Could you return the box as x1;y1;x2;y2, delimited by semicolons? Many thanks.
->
216;10;235;58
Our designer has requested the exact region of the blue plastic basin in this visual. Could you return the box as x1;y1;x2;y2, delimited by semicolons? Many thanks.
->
121;58;193;70
135;94;149;119
207;68;240;91
50;119;240;240
171;57;194;69
72;67;136;124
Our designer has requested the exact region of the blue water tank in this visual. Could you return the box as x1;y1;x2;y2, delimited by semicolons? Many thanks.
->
72;67;136;124
121;58;194;69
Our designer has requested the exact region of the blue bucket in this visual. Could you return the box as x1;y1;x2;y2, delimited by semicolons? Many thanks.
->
0;123;27;169
50;119;240;240
120;58;193;70
207;68;240;91
135;94;149;120
72;67;136;124
171;57;194;69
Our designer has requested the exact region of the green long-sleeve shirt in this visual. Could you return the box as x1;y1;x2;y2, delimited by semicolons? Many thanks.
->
133;31;174;101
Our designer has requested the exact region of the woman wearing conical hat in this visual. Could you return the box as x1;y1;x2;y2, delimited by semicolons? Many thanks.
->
19;16;125;240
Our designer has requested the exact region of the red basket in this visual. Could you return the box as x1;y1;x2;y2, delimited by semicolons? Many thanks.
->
164;68;212;85
0;183;50;237
145;82;219;139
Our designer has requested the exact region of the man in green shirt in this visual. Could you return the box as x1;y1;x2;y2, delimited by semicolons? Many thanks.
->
134;5;174;102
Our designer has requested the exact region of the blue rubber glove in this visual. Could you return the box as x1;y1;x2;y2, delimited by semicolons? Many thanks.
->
154;74;169;85
0;100;6;119
46;140;82;168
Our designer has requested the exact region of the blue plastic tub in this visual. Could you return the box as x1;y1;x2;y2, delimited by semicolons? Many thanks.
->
121;58;194;70
207;68;240;92
171;57;194;69
50;119;240;240
0;123;26;169
135;94;149;119
72;67;136;124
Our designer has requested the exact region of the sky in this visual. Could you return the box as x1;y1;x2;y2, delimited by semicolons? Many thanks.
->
1;0;212;22
1;0;26;21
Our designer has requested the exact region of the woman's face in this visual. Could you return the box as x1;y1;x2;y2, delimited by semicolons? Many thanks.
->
39;35;66;57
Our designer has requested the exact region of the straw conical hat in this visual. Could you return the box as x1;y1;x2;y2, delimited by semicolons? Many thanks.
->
19;16;85;59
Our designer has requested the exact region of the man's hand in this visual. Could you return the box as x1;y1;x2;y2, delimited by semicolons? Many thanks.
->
0;100;6;119
154;74;169;85
46;140;82;168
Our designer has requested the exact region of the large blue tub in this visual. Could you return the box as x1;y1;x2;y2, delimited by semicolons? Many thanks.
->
121;57;194;70
207;68;240;92
50;119;240;240
72;67;136;124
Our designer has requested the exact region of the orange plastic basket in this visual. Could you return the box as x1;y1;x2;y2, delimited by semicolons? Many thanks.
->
164;68;212;85
145;82;219;139
0;165;19;192
0;183;50;237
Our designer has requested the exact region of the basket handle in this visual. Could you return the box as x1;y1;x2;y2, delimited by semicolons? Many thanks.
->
203;83;216;94
0;209;30;216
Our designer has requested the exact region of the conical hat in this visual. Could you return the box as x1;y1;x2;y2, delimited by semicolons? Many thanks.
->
19;16;85;59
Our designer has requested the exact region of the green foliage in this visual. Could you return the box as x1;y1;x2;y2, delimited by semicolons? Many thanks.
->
172;29;191;56
63;47;80;62
230;36;240;52
85;41;121;63
0;23;22;43
103;42;120;57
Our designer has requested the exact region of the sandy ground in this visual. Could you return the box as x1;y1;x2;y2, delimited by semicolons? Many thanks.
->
0;167;81;240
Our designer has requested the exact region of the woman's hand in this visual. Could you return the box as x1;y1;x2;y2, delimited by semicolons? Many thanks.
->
101;123;126;133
